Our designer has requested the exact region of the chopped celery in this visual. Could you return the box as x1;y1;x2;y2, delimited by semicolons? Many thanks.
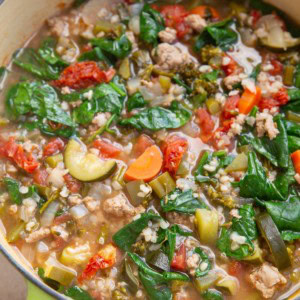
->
159;75;171;93
7;221;25;243
126;180;146;207
40;190;60;214
295;64;300;88
44;257;77;286
216;277;238;296
225;153;248;173
195;209;218;245
243;241;263;264
176;154;190;176
149;172;176;198
283;65;295;86
60;244;91;266
194;272;218;293
0;117;9;126
286;111;300;123
93;20;123;36
206;98;221;115
45;153;63;168
112;166;127;189
118;58;131;80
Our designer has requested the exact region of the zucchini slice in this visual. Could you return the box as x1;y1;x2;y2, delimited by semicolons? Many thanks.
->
64;139;117;182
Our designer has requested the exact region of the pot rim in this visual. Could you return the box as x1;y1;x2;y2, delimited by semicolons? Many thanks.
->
0;243;65;299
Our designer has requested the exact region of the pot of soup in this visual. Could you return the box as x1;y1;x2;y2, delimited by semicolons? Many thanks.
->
1;0;300;299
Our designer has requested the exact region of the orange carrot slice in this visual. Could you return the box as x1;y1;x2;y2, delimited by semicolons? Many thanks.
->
125;145;163;182
238;87;261;115
291;150;300;173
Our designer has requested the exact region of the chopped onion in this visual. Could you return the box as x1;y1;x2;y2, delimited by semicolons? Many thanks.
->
181;121;200;138
37;241;49;253
129;15;140;35
21;243;35;264
128;3;143;16
70;204;89;220
41;201;60;227
127;78;140;95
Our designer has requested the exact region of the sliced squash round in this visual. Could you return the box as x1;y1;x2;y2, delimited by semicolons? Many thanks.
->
64;139;117;182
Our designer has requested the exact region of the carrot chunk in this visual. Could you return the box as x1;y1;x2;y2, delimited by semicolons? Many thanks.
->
125;145;163;182
291;150;300;174
238;87;261;115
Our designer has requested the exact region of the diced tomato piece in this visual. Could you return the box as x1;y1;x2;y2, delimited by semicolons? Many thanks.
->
160;5;190;38
52;62;115;89
222;95;240;119
228;260;243;277
162;135;188;177
171;244;186;272
43;138;65;157
211;122;235;151
196;108;215;142
79;243;117;282
250;10;262;26
63;174;82;193
133;134;155;157
269;59;283;76
258;88;289;110
93;139;121;158
0;137;39;173
33;168;49;186
222;55;238;76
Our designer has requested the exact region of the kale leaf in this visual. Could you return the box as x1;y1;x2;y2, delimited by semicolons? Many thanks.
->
119;101;191;131
195;19;238;51
128;252;189;300
217;204;258;260
127;92;147;112
161;188;206;215
264;196;300;232
140;4;165;45
64;286;93;300
112;212;161;252
14;38;68;80
238;152;285;201
6;81;74;128
239;117;289;168
91;34;132;59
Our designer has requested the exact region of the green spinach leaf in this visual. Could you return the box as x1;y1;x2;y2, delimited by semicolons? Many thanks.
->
113;213;161;252
78;47;112;66
3;177;22;205
140;4;165;45
194;248;212;277
202;289;224;300
238;152;285;201
6;81;74;127
127;92;147;112
195;19;238;51
281;230;300;242
120;101;191;131
91;34;132;59
217;204;258;260
161;188;206;215
265;196;300;232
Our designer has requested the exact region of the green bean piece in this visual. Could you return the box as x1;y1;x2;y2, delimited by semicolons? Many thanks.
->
283;65;295;86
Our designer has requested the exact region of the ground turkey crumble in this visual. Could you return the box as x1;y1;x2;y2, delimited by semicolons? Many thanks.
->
185;14;207;32
158;27;177;44
153;43;192;71
25;227;51;243
249;263;287;299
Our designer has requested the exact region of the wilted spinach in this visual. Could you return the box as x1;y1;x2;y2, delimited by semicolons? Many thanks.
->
194;248;212;277
71;78;126;124
14;38;68;80
217;204;258;260
140;4;165;45
195;19;238;51
6;81;75;128
64;286;93;300
91;34;132;59
3;177;22;205
119;101;191;131
128;252;189;300
238;152;285;201
127;92;147;112
113;212;161;252
239;117;289;168
78;47;112;66
281;230;300;242
202;289;224;300
161;188;206;215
